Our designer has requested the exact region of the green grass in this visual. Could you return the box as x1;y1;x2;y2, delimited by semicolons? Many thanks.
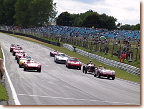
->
0;83;8;101
0;45;8;101
0;45;3;59
6;33;140;83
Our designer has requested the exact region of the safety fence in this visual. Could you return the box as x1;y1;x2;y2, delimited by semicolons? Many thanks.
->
63;44;140;76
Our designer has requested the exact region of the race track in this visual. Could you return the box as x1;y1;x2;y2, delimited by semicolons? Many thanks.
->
0;33;140;105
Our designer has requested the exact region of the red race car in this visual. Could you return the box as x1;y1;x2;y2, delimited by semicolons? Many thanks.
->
24;60;41;72
94;65;115;80
66;57;82;70
50;50;58;57
83;63;95;74
10;44;20;52
15;51;24;60
12;46;23;56
15;52;28;63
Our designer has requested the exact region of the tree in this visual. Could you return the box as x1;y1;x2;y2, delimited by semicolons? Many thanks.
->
56;10;117;30
82;13;100;28
29;0;57;27
56;12;74;26
14;0;56;27
0;0;4;25
14;0;31;27
120;24;140;30
0;0;17;25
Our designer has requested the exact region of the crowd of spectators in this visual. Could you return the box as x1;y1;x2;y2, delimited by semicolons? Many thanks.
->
0;25;140;41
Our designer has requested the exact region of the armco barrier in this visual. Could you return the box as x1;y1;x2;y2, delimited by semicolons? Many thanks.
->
0;30;61;47
63;44;140;76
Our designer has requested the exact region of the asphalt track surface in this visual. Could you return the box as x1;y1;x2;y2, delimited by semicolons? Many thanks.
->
0;33;140;105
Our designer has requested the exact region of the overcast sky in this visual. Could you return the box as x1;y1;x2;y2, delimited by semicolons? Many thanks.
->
53;0;140;25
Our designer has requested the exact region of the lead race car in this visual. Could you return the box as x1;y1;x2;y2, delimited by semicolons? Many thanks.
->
10;44;20;52
94;65;115;80
66;57;82;70
54;53;68;64
24;58;41;72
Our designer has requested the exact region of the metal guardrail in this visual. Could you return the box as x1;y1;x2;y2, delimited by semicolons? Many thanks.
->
63;44;140;76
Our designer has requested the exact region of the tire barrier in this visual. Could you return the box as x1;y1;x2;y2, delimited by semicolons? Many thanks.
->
63;44;140;76
0;30;61;47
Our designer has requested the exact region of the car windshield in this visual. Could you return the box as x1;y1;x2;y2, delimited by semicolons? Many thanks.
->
58;54;65;56
11;44;15;46
69;58;79;61
21;58;26;60
98;67;104;70
15;47;22;49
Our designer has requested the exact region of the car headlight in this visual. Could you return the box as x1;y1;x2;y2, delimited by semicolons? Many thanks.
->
68;61;71;64
38;65;41;68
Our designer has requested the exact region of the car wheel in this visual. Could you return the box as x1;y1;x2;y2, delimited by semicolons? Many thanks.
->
83;66;85;73
97;72;101;78
79;67;81;70
38;68;41;73
17;59;19;63
94;73;97;77
55;59;58;63
112;76;115;80
19;64;21;68
107;75;110;79
85;69;87;74
24;67;26;71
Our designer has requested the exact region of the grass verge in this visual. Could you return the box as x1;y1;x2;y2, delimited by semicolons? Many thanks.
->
0;84;8;101
0;45;8;101
4;33;140;82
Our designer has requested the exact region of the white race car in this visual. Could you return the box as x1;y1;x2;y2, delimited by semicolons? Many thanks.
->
54;53;68;64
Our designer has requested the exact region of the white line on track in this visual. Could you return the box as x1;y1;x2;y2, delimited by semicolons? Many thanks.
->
18;93;138;105
2;48;21;105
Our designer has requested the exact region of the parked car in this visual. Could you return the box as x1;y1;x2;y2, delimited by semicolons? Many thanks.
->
66;57;82;70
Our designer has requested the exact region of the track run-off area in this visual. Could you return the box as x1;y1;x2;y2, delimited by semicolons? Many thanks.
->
0;33;140;105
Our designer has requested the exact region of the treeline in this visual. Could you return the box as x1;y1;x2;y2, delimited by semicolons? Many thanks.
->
119;24;140;30
56;10;117;30
56;10;140;30
0;0;56;27
0;0;140;30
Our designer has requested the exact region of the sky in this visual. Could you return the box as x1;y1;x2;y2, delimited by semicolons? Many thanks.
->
53;0;140;25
